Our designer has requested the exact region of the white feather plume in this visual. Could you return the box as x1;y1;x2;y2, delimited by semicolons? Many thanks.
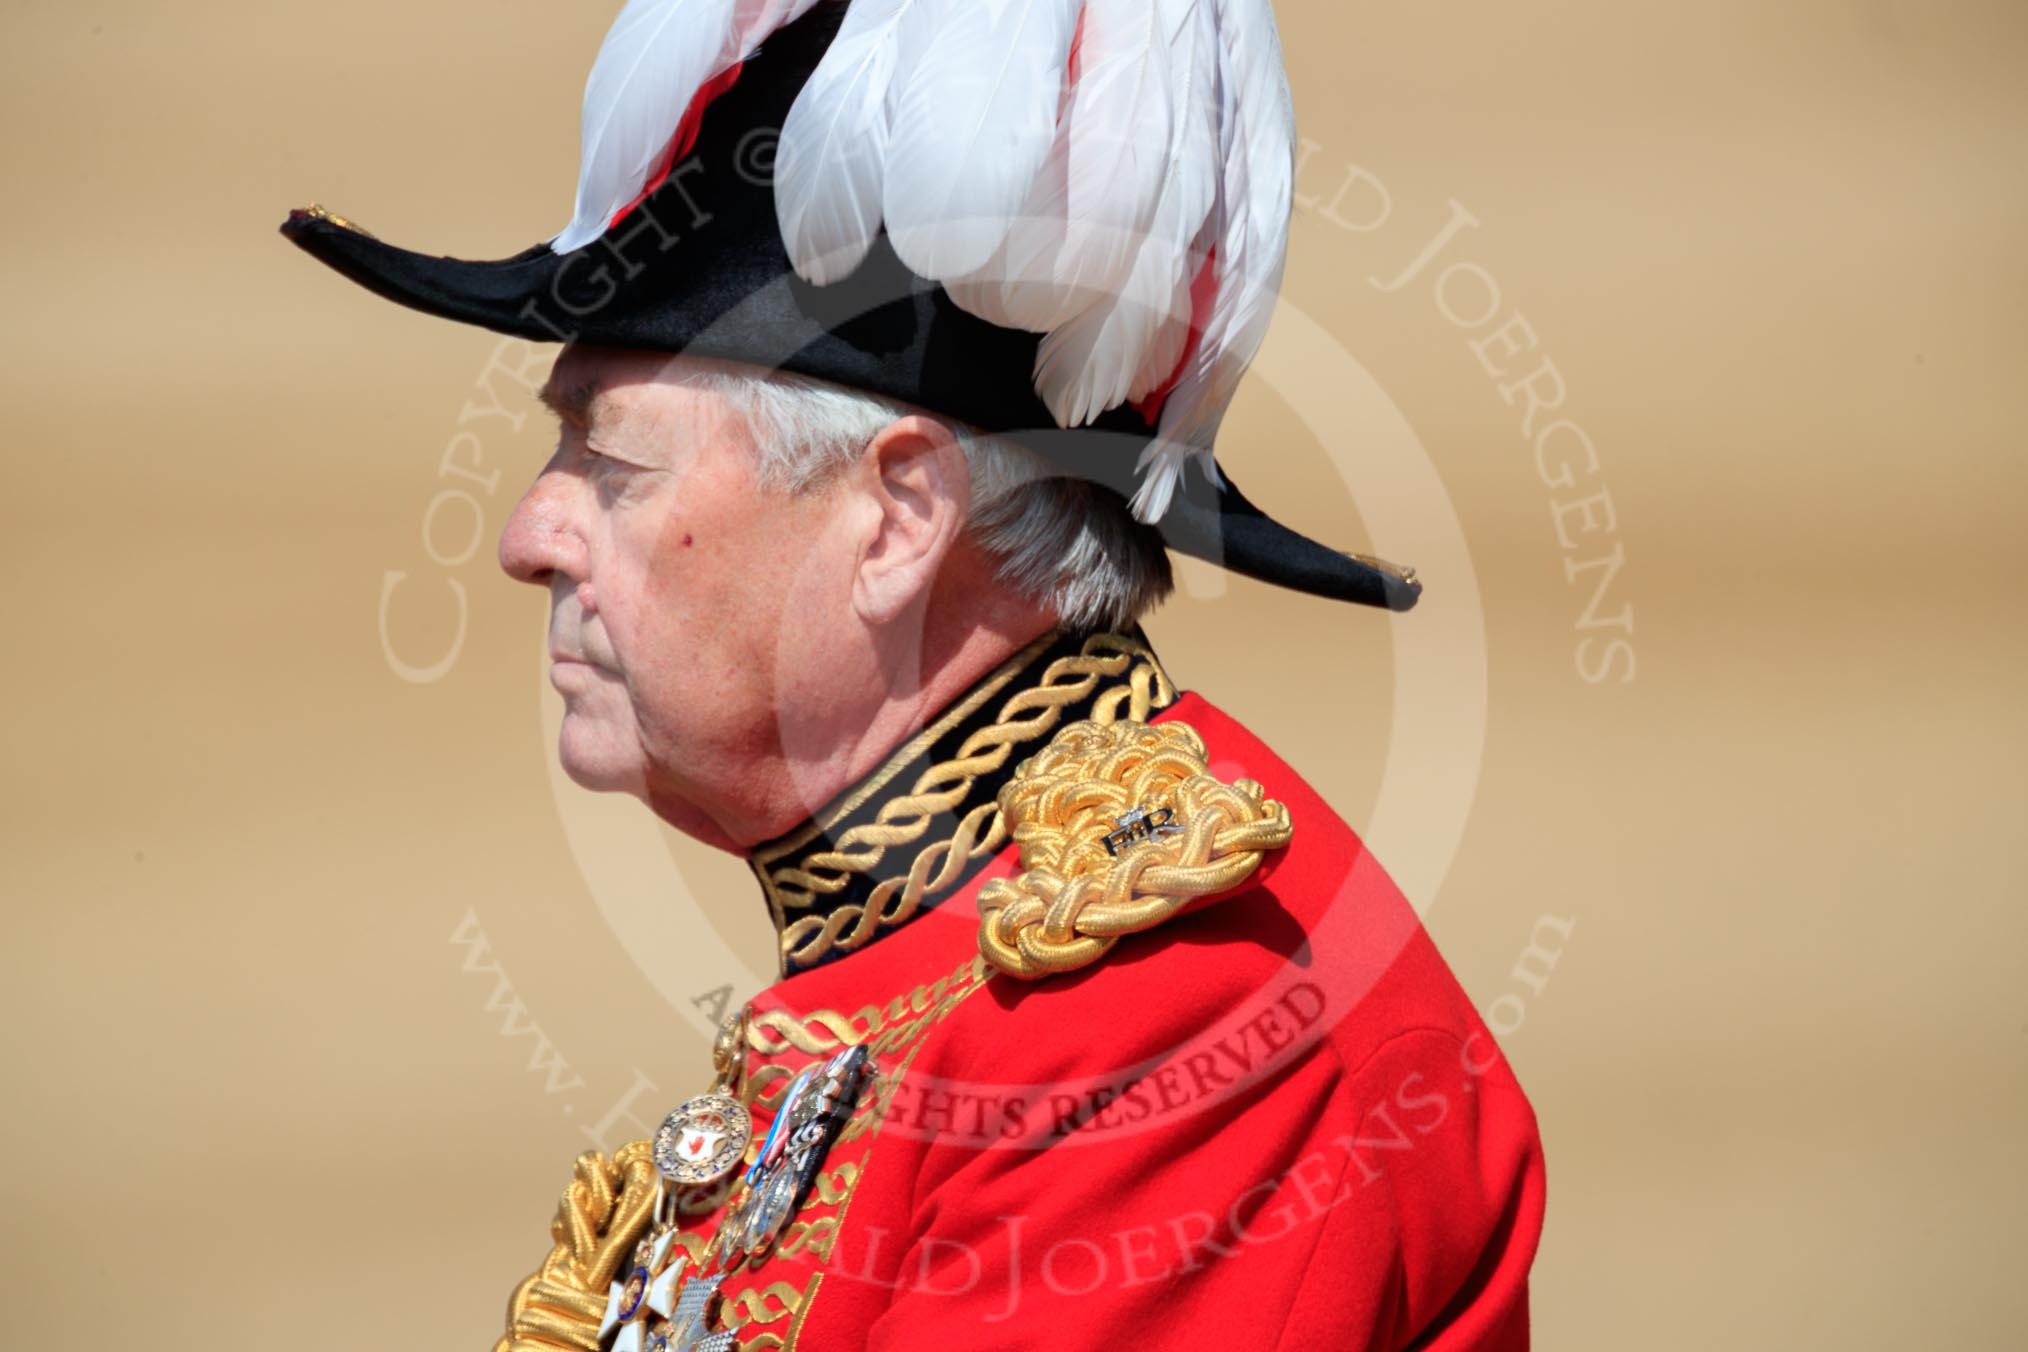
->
1030;0;1218;426
775;0;916;284
1058;0;1179;305
940;132;1076;330
1130;0;1294;522
944;0;1174;332
554;0;823;253
880;0;1082;279
553;0;1301;522
730;0;816;43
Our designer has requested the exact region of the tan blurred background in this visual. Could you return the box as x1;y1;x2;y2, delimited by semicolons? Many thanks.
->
4;0;2024;1346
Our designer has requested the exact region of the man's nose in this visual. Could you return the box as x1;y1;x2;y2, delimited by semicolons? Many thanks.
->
498;469;585;587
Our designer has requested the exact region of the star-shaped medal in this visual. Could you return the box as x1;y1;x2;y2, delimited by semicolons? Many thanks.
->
655;1270;736;1352
598;1228;687;1352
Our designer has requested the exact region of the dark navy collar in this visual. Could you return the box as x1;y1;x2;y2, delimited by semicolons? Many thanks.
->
748;628;1176;977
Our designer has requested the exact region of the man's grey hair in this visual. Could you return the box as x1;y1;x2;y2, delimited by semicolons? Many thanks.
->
682;366;1173;630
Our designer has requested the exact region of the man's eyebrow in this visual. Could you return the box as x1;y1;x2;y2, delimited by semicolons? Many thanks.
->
537;377;612;425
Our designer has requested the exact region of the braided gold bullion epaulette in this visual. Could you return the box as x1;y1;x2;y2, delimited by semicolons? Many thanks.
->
495;1142;660;1352
976;718;1294;980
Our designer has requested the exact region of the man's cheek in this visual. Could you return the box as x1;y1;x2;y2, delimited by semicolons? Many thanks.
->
646;496;701;567
641;521;718;620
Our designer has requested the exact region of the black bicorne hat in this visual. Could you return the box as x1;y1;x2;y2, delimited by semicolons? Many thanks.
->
280;1;1420;611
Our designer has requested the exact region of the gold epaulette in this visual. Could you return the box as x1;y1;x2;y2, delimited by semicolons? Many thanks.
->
975;718;1294;980
494;1143;660;1352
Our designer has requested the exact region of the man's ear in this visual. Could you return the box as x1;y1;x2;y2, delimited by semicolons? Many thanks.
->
851;415;970;626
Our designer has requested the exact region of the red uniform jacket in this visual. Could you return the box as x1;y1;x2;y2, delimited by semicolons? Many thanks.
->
501;631;1546;1352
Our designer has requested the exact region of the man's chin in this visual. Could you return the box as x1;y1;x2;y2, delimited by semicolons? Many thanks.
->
552;717;742;852
555;725;649;798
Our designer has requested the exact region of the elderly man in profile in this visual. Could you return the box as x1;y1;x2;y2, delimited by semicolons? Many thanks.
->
281;0;1544;1346
503;347;1155;853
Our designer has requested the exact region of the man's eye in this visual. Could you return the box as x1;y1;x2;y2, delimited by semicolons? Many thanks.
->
583;443;653;485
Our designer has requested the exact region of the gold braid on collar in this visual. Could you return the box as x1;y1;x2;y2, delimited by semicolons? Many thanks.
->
748;630;1175;975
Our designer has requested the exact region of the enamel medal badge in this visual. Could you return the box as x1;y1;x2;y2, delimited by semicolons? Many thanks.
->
651;1008;757;1189
715;1045;874;1267
600;1024;877;1352
653;1093;751;1188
